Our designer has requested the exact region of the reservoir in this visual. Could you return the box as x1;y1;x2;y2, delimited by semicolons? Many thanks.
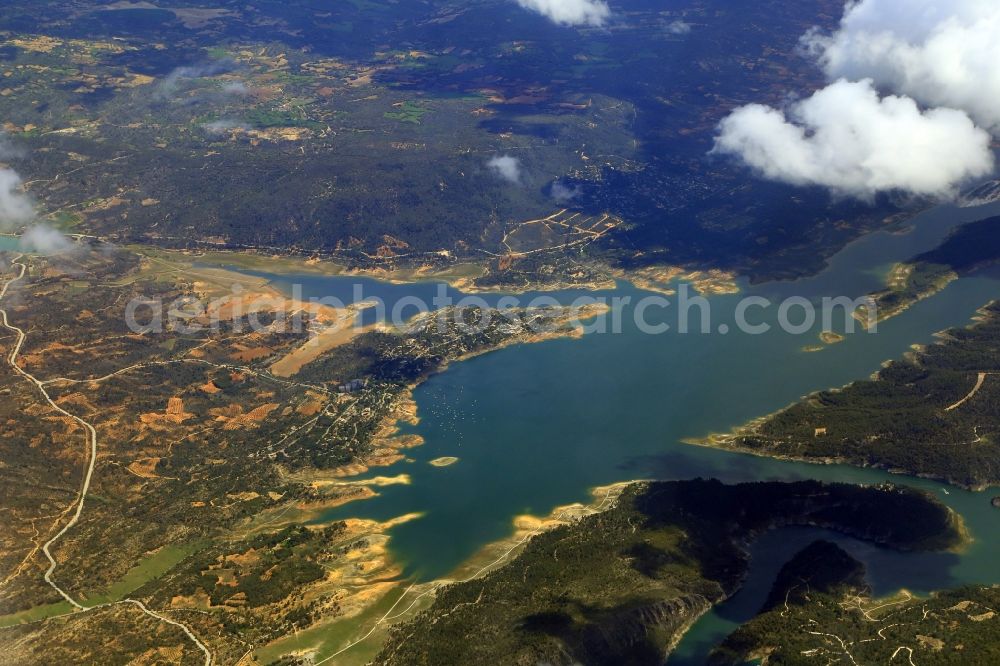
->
233;200;1000;662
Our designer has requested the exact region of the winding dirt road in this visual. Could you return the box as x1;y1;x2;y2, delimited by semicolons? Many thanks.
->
0;256;212;665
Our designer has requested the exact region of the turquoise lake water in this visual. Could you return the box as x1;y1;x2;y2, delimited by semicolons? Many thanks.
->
235;200;1000;663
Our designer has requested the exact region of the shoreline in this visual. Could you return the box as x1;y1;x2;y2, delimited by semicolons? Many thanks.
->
247;294;628;662
326;301;612;480
684;432;994;493
687;302;1000;494
133;244;740;298
251;512;432;666
108;243;990;660
444;481;636;584
855;266;958;327
258;480;639;664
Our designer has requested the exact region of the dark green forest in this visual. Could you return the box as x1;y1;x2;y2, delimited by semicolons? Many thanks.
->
728;301;1000;488
372;479;960;665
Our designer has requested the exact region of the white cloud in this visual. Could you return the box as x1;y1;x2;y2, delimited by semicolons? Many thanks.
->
515;0;610;27
0;167;35;229
714;0;1000;199
804;0;1000;132
221;81;249;96
201;119;249;135
157;59;238;99
665;20;691;35
487;155;523;184
713;79;993;199
0;133;25;161
551;180;580;202
19;224;74;255
0;135;74;253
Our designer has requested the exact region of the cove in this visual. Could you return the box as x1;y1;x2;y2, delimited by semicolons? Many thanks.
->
0;235;21;252
224;200;1000;661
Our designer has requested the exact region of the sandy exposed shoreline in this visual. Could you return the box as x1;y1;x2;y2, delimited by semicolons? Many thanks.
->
126;246;737;662
256;480;639;664
444;481;636;583
137;245;740;297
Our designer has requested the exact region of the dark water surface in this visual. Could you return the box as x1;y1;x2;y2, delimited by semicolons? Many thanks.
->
229;201;1000;663
0;236;22;252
